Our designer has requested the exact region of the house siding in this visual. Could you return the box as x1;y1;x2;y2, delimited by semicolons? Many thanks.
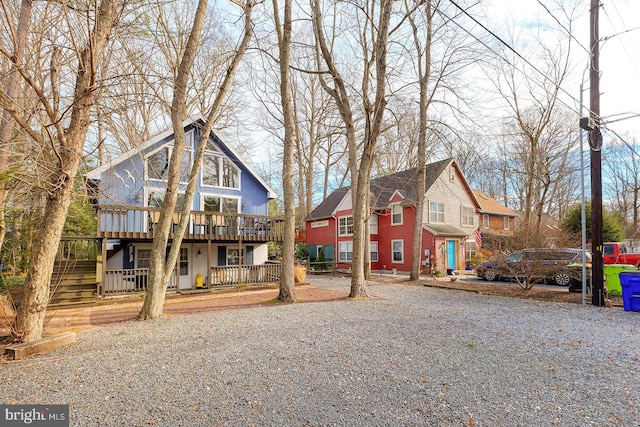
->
483;214;514;234
306;217;337;262
303;160;482;275
374;205;416;271
425;167;478;239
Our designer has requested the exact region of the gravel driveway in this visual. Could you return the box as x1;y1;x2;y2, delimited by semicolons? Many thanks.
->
2;276;639;426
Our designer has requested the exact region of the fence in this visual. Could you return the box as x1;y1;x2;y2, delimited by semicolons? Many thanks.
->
209;264;282;286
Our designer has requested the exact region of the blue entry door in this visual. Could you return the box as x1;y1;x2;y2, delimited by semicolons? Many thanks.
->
447;240;456;270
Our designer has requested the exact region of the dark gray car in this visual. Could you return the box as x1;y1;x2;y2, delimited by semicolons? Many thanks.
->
476;248;591;286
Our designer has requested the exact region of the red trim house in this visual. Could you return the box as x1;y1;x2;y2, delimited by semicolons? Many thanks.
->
304;159;482;274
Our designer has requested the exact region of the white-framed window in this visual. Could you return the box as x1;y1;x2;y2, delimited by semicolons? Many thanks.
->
370;242;379;262
392;239;404;263
482;214;490;228
504;216;510;230
339;216;354;236
148;190;186;210
339;241;353;262
203;196;239;213
461;206;474;227
227;248;245;266
391;204;403;225
430;201;444;223
146;141;194;184
202;153;240;189
369;215;378;234
465;241;477;262
147;147;170;181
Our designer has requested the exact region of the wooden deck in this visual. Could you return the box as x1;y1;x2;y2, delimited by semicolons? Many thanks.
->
97;206;284;242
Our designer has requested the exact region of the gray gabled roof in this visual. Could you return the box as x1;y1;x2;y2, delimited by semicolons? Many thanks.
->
86;118;277;199
305;158;462;221
369;158;452;208
305;187;350;221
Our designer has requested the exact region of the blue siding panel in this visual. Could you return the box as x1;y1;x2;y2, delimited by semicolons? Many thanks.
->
95;120;273;218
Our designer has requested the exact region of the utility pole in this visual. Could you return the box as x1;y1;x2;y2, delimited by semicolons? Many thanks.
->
589;0;604;306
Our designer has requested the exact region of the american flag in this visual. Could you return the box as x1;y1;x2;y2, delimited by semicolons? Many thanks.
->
474;228;482;248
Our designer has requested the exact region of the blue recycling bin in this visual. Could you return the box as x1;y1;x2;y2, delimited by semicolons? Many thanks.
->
619;271;640;312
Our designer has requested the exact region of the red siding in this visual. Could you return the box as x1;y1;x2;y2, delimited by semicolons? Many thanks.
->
305;204;462;274
306;218;336;248
374;206;416;272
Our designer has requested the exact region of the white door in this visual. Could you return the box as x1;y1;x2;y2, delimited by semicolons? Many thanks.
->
178;247;192;290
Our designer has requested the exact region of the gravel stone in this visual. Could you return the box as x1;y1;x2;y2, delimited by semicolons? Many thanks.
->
2;276;639;426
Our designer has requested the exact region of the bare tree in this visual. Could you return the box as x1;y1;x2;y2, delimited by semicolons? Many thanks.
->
488;2;581;230
406;0;432;281
604;140;640;243
312;0;394;297
270;0;297;301
0;0;32;256
0;0;122;342
139;0;256;319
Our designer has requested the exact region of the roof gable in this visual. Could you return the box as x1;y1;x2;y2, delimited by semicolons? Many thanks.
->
86;118;277;199
306;158;479;221
472;190;516;216
389;190;405;203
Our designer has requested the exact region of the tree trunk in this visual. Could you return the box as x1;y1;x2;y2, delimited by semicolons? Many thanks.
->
274;0;297;302
409;0;431;281
139;0;209;320
138;0;254;318
17;181;73;341
15;0;119;342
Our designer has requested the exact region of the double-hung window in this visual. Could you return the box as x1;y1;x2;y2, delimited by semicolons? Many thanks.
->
392;240;404;263
430;201;444;223
370;242;379;262
339;216;354;236
369;215;378;234
339;241;353;262
461;206;474;227
391;204;403;225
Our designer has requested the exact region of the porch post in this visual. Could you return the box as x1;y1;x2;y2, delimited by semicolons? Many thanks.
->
98;238;107;296
207;238;211;288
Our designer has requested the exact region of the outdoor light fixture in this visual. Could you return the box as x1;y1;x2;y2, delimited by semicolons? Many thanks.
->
197;249;202;258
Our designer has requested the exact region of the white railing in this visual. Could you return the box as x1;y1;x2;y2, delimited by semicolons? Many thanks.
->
209;264;281;286
101;264;281;295
102;268;177;295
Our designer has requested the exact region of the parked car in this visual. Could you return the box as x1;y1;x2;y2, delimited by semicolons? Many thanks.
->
476;248;591;286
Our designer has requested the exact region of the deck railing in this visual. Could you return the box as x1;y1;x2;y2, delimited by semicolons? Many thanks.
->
57;237;101;261
97;206;284;241
100;264;282;295
209;263;281;286
102;268;177;295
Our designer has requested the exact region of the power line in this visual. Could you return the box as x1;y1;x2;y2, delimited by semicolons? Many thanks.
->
602;127;640;158
446;0;590;120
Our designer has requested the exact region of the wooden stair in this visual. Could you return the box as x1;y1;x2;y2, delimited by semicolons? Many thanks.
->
49;260;98;307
